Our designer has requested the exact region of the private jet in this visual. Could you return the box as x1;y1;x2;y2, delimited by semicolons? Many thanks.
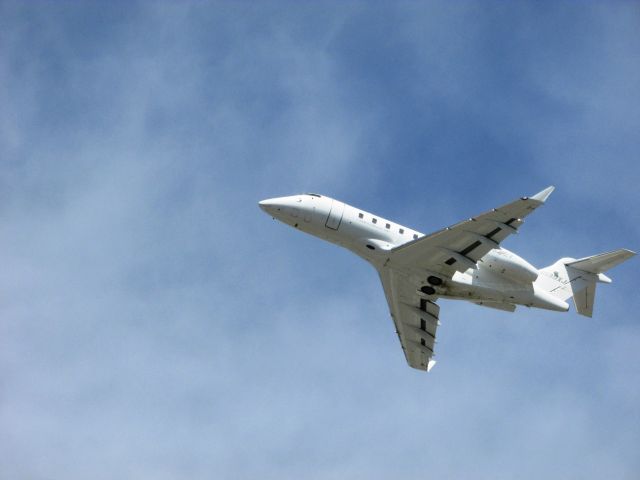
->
259;187;634;372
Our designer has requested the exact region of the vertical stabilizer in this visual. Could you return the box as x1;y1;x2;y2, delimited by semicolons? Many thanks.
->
573;282;596;317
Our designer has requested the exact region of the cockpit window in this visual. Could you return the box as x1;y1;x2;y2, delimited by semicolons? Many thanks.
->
306;193;322;197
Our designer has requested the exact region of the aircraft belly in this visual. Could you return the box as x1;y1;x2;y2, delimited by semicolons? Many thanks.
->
447;284;569;311
443;280;507;302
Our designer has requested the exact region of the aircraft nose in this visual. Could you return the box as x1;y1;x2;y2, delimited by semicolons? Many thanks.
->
259;196;298;216
258;198;279;213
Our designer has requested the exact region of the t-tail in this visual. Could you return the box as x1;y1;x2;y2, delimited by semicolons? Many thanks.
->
536;249;636;317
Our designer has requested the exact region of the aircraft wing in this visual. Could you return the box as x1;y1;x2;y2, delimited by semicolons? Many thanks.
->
376;186;554;371
377;266;440;371
386;186;555;280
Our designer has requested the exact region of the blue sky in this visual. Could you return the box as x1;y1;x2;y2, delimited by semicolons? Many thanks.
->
1;2;639;479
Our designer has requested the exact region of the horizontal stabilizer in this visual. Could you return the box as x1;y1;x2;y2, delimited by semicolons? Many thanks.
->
566;249;636;274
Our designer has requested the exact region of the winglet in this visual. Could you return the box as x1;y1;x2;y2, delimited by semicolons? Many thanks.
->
530;185;555;203
427;359;437;372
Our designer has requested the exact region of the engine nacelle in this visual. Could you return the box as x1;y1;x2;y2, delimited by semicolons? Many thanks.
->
481;249;539;284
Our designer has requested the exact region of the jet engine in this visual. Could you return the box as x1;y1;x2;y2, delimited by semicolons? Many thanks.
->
481;249;539;284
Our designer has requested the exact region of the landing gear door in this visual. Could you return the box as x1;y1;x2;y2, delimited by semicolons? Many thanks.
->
325;200;345;230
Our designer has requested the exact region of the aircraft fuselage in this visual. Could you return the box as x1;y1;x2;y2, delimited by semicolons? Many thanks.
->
259;193;568;312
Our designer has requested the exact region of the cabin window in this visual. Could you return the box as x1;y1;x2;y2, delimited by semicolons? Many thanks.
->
399;228;404;234
413;234;418;239
358;213;364;219
372;218;377;224
385;223;390;229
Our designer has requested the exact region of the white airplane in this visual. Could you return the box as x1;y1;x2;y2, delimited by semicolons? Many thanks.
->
259;187;635;372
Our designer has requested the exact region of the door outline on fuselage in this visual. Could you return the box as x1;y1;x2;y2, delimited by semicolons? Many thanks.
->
325;200;345;230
